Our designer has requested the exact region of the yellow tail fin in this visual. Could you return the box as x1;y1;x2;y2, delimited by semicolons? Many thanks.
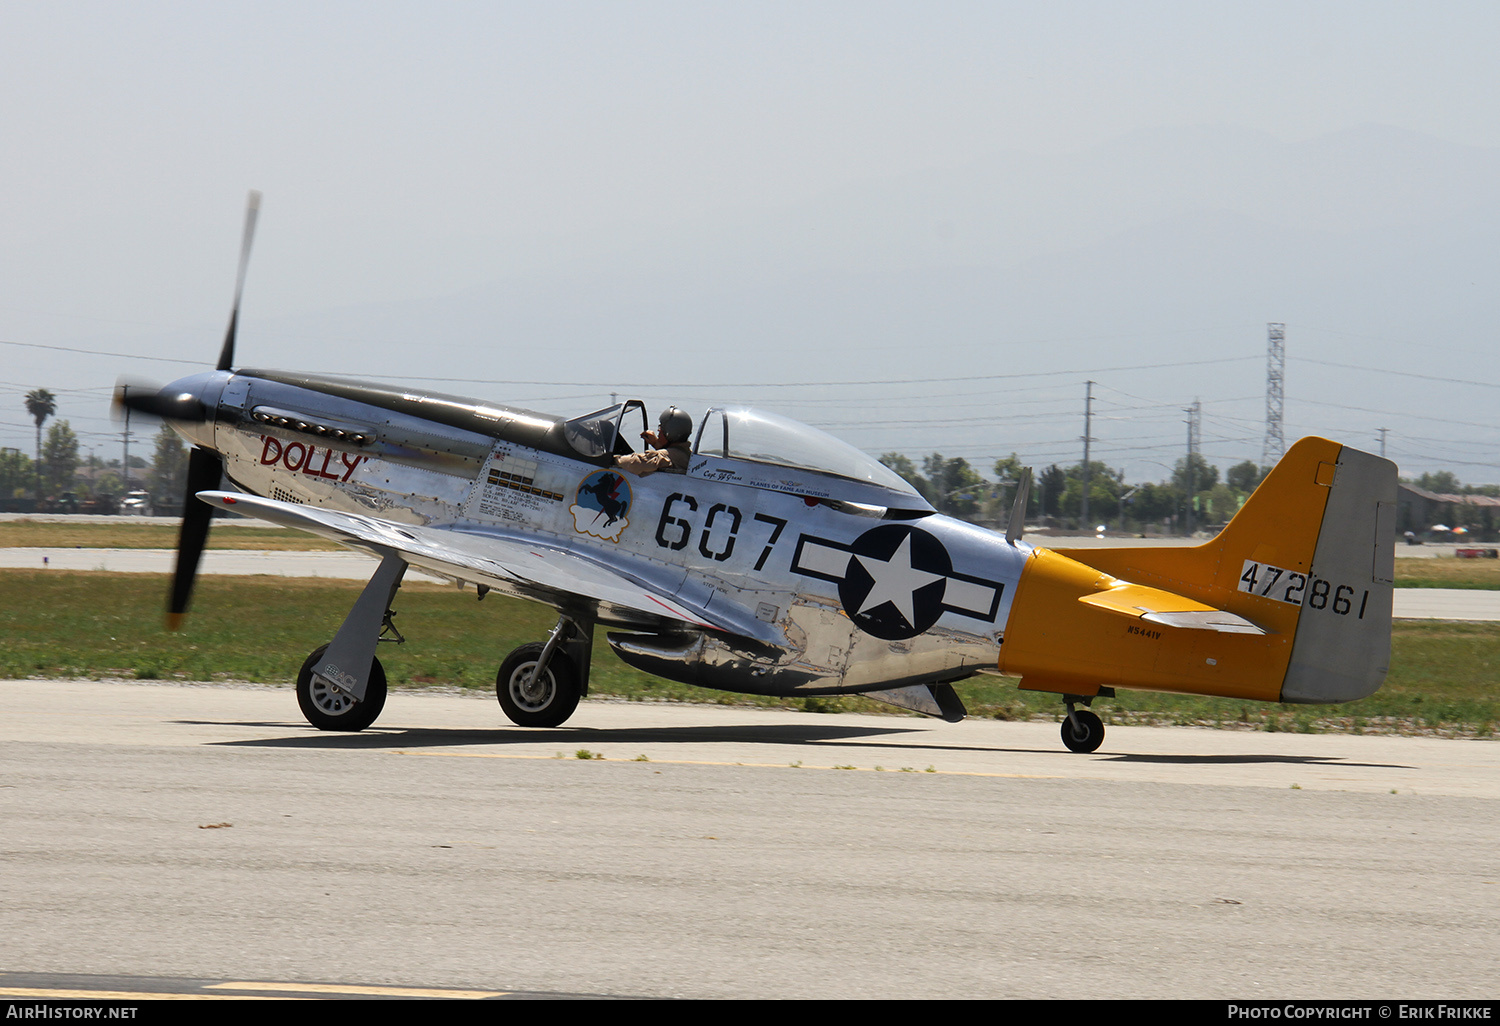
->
1022;437;1396;703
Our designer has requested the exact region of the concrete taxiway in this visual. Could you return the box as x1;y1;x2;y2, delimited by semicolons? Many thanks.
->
1;679;1497;1000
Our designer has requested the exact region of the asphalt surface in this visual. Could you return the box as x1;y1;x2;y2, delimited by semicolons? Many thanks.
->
4;530;1498;998
1;680;1497;1000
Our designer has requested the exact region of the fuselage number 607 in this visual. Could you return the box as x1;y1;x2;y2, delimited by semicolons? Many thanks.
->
655;493;787;570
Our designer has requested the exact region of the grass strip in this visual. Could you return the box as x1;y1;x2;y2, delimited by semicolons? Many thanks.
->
0;520;341;551
7;521;1500;582
1;569;1494;737
7;521;1500;589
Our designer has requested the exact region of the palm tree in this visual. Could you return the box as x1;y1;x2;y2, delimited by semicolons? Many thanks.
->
24;389;55;500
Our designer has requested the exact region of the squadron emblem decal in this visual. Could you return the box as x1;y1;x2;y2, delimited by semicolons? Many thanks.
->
791;524;1004;640
571;470;632;542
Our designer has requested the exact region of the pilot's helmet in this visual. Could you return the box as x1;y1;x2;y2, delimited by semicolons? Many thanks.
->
658;406;693;444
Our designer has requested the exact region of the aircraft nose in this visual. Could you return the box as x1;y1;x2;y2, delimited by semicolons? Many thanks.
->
113;370;230;449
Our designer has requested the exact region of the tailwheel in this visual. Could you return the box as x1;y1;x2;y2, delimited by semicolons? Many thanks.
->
296;643;388;732
496;642;580;727
1061;708;1104;754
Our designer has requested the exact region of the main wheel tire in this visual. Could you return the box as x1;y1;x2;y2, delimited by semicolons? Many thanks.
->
496;643;580;727
1060;709;1105;753
296;643;388;732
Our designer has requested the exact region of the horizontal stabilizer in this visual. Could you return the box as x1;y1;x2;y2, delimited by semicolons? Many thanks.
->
1139;610;1265;634
1078;583;1268;634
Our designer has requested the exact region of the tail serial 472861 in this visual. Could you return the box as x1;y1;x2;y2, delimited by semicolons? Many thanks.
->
119;194;1398;753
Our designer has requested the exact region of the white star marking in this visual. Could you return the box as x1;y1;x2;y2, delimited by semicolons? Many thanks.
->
854;534;945;627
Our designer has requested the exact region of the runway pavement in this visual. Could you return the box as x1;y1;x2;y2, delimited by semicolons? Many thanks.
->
4;533;1499;996
1;679;1497;1000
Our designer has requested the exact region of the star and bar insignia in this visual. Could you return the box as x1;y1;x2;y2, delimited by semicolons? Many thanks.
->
791;524;1005;640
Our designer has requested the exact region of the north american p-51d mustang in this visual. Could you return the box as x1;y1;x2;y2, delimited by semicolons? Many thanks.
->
120;195;1398;752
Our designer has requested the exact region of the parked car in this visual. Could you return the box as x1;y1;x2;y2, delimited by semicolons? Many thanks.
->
119;490;154;516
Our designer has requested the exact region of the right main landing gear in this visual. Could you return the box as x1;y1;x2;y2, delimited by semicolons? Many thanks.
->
496;643;580;727
495;613;594;728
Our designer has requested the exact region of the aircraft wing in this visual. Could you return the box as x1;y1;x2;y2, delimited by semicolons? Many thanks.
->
196;491;782;644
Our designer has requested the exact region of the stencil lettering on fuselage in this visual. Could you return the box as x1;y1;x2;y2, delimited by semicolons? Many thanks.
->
466;448;569;527
791;524;1004;640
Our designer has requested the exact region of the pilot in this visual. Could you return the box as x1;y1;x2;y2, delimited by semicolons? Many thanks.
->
615;406;692;476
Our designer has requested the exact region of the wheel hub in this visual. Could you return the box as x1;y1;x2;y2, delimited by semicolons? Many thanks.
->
309;675;355;715
510;664;555;712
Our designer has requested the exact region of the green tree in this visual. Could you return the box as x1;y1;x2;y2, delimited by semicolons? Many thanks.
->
1418;471;1461;494
1037;465;1066;518
0;448;33;501
879;453;931;502
1061;461;1128;525
1173;453;1219;494
41;421;80;496
992;453;1039;519
1226;460;1266;494
24;388;55;499
1130;481;1179;526
923;453;985;517
94;469;124;498
1203;483;1243;525
1172;454;1221;533
148;423;188;503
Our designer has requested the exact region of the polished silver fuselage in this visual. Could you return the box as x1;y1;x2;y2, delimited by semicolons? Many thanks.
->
172;368;1032;697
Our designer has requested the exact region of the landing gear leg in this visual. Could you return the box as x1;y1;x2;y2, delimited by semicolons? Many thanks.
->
297;549;407;732
496;613;593;727
1060;695;1105;753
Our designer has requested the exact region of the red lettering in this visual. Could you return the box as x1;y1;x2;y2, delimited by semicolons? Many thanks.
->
259;435;282;465
261;434;364;484
313;446;338;479
297;444;318;477
282;442;306;471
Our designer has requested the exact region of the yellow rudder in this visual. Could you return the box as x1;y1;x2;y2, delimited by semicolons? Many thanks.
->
1004;438;1396;704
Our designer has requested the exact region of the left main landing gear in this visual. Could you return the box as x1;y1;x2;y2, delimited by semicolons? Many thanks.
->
297;643;388;731
1060;695;1107;753
294;551;407;733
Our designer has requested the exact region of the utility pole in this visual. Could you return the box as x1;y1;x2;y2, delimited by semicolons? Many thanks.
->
120;385;133;491
1262;323;1285;467
1080;380;1096;529
1184;399;1201;536
1377;427;1388;459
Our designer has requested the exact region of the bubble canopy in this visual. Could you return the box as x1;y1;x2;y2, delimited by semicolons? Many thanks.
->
563;402;930;510
693;407;928;507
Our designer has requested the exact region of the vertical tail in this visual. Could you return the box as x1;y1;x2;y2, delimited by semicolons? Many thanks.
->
1045;437;1397;703
1278;444;1396;702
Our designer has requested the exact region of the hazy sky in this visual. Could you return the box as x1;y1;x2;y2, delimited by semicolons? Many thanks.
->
4;2;1499;485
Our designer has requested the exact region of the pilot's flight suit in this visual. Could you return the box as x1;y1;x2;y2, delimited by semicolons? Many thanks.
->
615;442;690;476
